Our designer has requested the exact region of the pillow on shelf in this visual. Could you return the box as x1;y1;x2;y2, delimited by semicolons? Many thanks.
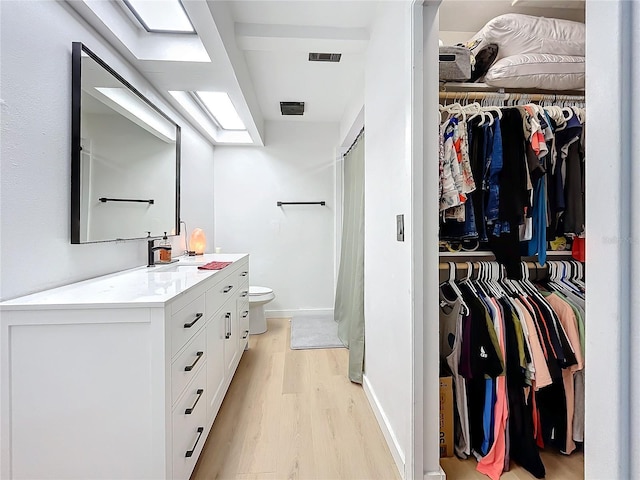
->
483;53;585;90
465;13;585;62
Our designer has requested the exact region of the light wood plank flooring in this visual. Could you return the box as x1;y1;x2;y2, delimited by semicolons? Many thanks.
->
191;318;401;480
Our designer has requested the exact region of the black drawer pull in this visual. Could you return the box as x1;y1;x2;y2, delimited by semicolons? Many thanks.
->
184;351;203;372
240;291;248;298
242;310;249;318
240;271;248;277
185;427;204;457
184;312;203;329
223;285;234;293
242;330;249;339
225;312;231;339
185;389;204;415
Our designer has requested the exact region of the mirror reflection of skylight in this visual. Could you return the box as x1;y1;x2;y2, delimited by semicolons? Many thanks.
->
95;87;176;142
123;0;195;34
196;92;246;130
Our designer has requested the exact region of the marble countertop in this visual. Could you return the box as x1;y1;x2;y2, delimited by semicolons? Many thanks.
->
0;254;248;310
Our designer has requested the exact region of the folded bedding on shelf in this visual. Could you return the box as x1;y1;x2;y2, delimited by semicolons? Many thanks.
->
484;53;585;90
465;13;585;62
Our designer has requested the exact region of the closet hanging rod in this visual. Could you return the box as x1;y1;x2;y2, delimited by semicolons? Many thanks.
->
98;197;154;205
277;201;326;206
438;91;585;103
438;261;550;282
439;251;575;258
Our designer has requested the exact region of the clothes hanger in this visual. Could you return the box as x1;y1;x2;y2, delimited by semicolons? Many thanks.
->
447;262;470;314
459;261;478;295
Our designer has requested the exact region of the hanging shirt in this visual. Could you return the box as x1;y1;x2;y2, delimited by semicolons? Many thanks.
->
477;294;509;480
514;297;553;390
501;298;546;479
440;119;463;212
545;293;584;455
439;289;471;458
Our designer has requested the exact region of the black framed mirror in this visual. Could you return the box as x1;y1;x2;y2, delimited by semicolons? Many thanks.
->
71;42;180;244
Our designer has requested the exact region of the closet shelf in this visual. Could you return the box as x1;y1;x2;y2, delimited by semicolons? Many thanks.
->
439;82;585;97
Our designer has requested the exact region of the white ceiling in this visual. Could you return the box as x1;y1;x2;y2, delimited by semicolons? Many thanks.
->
226;0;375;123
69;0;585;144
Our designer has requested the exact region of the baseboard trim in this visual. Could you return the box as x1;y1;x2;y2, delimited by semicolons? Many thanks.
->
424;467;446;479
265;308;333;319
363;374;406;479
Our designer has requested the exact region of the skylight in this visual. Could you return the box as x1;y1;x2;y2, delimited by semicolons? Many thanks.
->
195;92;246;130
169;91;253;144
123;0;195;34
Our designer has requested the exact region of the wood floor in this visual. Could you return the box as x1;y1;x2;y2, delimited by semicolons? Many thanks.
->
190;318;401;480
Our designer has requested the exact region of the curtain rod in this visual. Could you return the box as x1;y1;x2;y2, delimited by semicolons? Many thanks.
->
343;127;364;158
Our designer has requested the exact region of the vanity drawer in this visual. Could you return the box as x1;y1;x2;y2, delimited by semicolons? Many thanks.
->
205;277;238;317
236;267;249;286
171;330;206;404
237;284;249;302
171;294;206;358
172;366;207;480
238;300;250;348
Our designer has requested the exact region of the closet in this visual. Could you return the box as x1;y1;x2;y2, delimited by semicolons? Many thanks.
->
434;2;586;479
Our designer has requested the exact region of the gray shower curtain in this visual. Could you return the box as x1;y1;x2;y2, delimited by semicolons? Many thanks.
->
335;130;365;384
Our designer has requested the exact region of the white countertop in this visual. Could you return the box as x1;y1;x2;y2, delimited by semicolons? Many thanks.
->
0;254;248;310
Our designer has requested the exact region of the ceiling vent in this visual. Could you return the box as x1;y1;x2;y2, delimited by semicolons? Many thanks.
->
308;53;342;62
280;102;305;116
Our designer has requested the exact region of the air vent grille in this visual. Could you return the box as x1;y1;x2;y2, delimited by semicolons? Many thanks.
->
280;102;305;116
308;52;342;62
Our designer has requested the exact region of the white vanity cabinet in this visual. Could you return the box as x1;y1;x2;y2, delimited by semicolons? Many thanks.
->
0;254;249;480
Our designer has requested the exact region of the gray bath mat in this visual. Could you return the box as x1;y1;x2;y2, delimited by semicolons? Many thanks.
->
290;314;346;350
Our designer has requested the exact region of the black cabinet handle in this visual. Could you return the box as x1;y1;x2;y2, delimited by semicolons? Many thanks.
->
184;312;203;329
222;285;233;293
240;271;248;277
184;351;203;372
185;389;204;415
185;427;204;457
225;312;231;339
240;291;248;298
242;310;249;318
242;330;249;339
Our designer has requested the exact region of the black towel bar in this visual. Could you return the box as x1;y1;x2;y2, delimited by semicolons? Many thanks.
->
277;201;326;206
99;197;154;205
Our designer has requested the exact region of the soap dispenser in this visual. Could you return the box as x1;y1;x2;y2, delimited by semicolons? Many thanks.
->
159;232;172;262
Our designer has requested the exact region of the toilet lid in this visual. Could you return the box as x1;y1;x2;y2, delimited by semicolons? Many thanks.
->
250;286;273;296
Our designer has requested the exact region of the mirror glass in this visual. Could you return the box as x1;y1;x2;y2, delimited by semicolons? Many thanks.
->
71;42;180;244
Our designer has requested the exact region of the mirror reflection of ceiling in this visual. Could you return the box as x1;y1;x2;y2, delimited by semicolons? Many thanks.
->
82;55;176;143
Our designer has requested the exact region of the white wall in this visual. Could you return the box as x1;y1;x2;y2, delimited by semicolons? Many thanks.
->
0;0;214;300
362;2;414;477
213;121;337;315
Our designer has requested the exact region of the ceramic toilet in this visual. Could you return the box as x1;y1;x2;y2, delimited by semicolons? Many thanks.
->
248;286;275;334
